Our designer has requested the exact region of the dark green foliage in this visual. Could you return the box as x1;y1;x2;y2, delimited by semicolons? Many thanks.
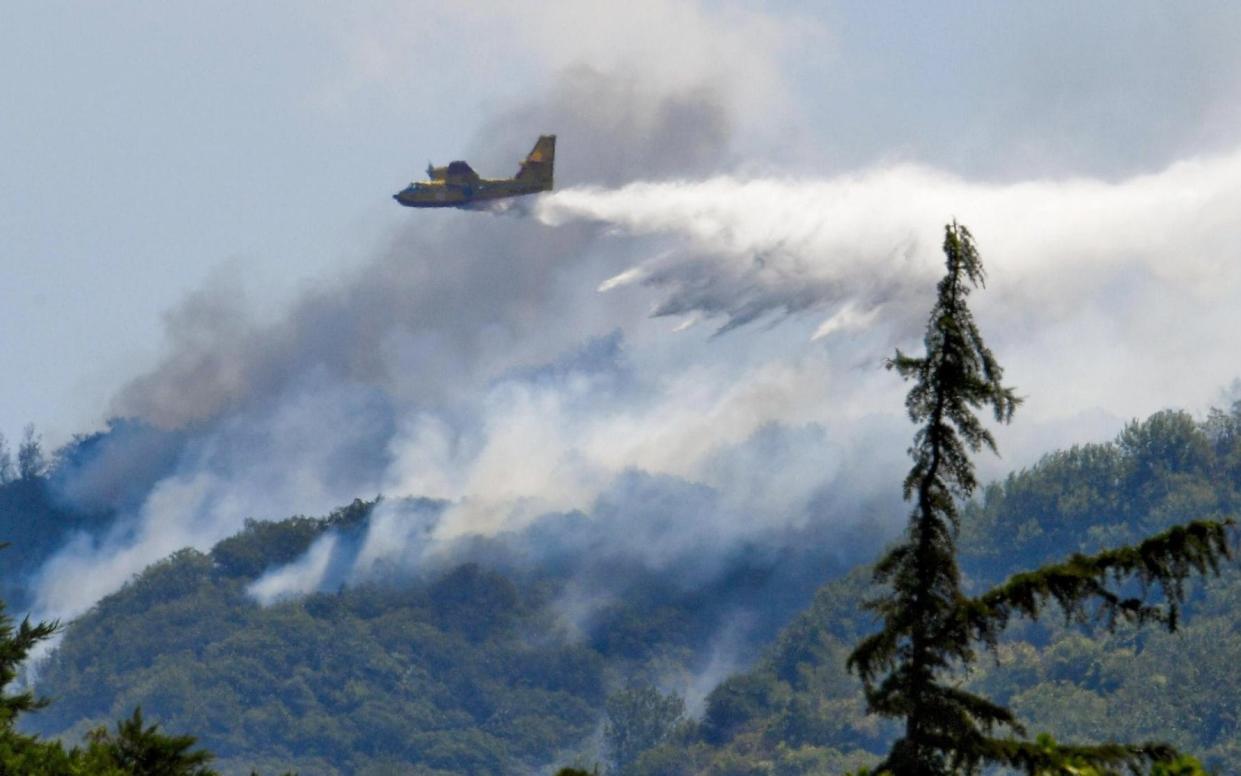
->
7;337;1240;774
427;563;520;641
604;685;685;772
961;408;1239;583
847;223;1024;774
212;499;376;579
26;490;847;773
0;419;188;609
847;223;1234;775
83;707;216;775
599;399;1241;774
0;555;60;769
0;472;114;610
1;548;226;775
965;519;1232;640
701;673;780;746
0;587;58;729
27;515;612;774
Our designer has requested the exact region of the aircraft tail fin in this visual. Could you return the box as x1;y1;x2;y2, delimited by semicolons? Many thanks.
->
515;135;555;189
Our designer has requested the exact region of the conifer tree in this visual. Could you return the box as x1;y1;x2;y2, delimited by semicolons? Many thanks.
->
0;545;58;731
847;223;1234;775
83;707;217;775
0;542;64;771
1;543;226;775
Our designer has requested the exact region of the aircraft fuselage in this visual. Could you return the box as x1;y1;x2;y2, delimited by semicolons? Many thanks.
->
392;178;549;208
394;135;555;209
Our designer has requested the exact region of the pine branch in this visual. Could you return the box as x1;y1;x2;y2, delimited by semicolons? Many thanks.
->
847;628;900;685
963;519;1235;648
1;579;61;725
977;734;1181;776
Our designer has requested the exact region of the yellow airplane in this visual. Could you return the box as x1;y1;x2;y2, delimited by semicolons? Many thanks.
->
394;135;555;208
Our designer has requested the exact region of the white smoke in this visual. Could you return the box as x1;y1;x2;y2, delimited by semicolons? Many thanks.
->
247;533;340;606
535;150;1241;426
32;374;394;621
244;338;888;604
537;154;1241;335
32;143;1241;627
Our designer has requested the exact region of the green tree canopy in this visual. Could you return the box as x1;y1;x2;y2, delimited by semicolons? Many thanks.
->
0;543;230;775
81;707;216;776
604;685;686;772
0;543;58;732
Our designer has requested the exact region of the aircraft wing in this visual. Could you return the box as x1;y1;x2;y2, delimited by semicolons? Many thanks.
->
445;161;480;183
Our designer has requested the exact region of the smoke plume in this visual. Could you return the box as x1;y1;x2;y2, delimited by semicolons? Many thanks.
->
26;73;1241;653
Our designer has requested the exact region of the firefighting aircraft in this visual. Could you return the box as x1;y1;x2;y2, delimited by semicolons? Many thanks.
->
393;135;555;209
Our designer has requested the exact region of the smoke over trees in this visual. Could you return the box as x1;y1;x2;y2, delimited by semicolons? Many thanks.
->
0;552;224;774
0;426;46;485
605;685;687;772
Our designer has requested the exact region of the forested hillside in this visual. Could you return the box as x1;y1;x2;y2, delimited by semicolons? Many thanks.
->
0;420;184;610
17;497;847;774
24;501;601;775
634;406;1241;775
8;405;1241;774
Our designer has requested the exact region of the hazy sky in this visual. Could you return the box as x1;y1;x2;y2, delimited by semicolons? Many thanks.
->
10;1;1241;630
6;2;1241;445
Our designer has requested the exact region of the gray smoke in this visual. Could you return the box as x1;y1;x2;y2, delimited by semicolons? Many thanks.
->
35;69;815;626
112;69;734;430
470;67;735;188
30;60;1241;647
